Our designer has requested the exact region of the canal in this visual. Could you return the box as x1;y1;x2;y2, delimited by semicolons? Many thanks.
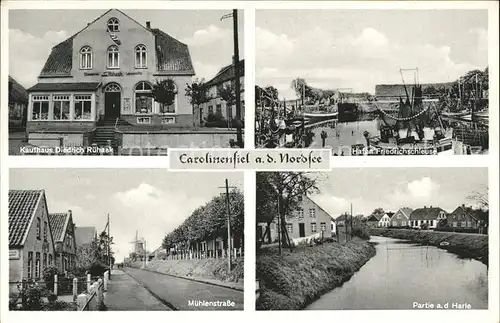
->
306;236;488;310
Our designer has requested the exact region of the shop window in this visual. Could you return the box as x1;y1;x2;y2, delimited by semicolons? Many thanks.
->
135;44;147;68
53;95;70;120
74;95;92;120
135;81;153;114
32;95;49;120
80;46;92;69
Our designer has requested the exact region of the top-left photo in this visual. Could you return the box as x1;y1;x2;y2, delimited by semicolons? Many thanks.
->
8;8;245;156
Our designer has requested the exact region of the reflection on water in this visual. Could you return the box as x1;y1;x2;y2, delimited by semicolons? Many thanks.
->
306;236;488;310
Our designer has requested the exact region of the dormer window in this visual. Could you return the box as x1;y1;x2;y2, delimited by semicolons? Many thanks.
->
107;18;120;32
135;44;147;68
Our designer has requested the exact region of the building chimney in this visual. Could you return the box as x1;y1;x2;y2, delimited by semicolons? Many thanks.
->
146;21;151;29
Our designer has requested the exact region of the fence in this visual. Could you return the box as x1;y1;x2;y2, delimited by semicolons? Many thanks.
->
161;247;244;261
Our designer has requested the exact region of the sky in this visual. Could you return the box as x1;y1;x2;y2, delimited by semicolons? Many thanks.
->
9;9;244;88
256;10;488;99
10;169;243;262
307;168;488;219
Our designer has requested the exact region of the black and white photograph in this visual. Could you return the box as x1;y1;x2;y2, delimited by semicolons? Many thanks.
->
256;169;488;310
8;169;244;311
8;8;244;155
255;10;489;155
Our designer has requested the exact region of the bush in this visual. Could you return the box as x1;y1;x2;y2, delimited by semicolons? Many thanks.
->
44;300;77;311
68;266;87;277
204;113;241;128
19;281;47;311
352;226;370;240
434;227;481;234
42;266;59;291
88;262;108;277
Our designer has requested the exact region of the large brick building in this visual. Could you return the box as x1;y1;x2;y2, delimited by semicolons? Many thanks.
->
26;9;195;148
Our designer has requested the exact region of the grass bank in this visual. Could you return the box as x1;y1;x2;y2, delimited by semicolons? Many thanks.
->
368;228;488;265
129;257;244;283
256;238;376;310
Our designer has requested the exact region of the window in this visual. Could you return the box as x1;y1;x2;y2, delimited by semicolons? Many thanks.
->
134;81;153;114
402;220;406;226
49;254;53;266
286;224;293;234
467;221;473;228
74;95;92;120
43;221;47;241
216;104;222;116
32;95;49;120
43;253;47;271
461;221;467;228
311;223;317;233
452;221;458;227
208;106;214;115
392;221;397;226
137;116;151;124
135;45;147;68
79;46;92;69
162;117;176;124
309;208;316;218
53;95;70;120
28;252;33;279
298;208;304;219
107;18;120;32
36;217;41;239
320;222;326;232
35;253;40;279
107;45;120;68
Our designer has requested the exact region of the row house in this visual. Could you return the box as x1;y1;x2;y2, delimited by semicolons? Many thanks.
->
48;211;77;273
408;206;447;229
9;190;56;284
258;194;334;243
26;9;195;148
200;59;245;125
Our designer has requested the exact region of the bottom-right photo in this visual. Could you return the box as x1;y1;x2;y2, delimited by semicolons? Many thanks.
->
256;168;488;311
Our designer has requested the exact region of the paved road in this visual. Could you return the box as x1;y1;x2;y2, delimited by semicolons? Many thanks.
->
105;270;171;311
122;267;243;311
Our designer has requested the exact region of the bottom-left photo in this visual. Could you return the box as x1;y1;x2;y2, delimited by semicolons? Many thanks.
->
8;169;244;311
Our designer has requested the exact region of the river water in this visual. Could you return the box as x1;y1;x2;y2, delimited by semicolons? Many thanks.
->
306;236;488;310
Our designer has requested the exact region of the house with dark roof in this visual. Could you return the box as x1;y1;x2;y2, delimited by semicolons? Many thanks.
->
365;213;383;228
409;206;447;229
447;205;481;230
390;207;413;227
8;190;56;283
9;76;29;131
26;9;195;148
200;59;244;125
75;227;97;247
258;194;334;242
378;211;392;227
48;211;77;273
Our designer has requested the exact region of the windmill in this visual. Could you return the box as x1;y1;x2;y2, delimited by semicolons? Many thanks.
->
129;231;148;267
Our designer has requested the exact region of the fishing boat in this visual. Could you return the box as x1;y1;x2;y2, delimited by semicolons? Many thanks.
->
441;110;471;118
439;241;450;247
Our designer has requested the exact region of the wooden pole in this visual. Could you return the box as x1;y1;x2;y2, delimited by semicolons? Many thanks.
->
232;9;242;146
277;193;282;256
107;213;111;279
225;179;232;271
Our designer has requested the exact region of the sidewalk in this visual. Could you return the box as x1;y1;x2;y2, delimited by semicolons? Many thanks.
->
135;267;244;291
105;269;171;311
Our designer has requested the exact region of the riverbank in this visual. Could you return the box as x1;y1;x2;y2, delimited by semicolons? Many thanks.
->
128;258;244;288
368;228;488;265
256;238;376;310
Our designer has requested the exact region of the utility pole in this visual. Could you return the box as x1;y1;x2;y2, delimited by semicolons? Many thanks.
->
277;193;282;256
219;179;237;271
232;9;242;146
350;204;353;241
107;213;111;279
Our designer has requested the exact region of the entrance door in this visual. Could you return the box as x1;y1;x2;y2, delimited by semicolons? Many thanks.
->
299;223;305;237
105;92;121;119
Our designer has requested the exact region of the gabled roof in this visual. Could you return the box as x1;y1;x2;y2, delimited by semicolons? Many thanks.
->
8;76;28;103
305;194;334;219
9;190;44;247
450;205;480;221
366;213;383;221
399;207;414;218
409;207;446;221
39;9;194;77
75;227;97;246
205;59;244;88
48;212;72;242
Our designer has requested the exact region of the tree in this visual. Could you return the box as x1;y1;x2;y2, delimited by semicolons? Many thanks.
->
256;172;319;252
217;82;236;128
467;186;489;233
291;78;315;104
370;208;385;217
185;78;211;127
152;79;177;114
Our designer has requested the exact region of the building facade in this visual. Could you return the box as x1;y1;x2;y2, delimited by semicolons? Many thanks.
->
447;205;480;229
378;212;392;227
200;59;245;125
48;211;77;273
390;207;413;227
26;9;195;147
9;190;56;283
8;76;28;131
409;206;447;229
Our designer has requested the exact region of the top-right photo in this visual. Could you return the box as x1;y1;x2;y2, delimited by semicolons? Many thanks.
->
255;9;489;155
